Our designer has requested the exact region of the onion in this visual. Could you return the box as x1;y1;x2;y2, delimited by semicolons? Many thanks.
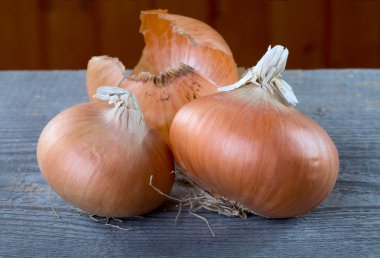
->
169;46;339;218
86;9;238;143
37;87;174;217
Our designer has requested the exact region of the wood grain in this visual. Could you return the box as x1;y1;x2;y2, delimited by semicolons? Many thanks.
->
0;70;379;257
0;1;41;69
328;0;380;68
0;0;379;69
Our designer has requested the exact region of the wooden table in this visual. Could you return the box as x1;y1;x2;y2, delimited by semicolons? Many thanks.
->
1;70;379;257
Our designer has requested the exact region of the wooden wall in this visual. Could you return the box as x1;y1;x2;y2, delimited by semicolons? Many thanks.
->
0;0;379;70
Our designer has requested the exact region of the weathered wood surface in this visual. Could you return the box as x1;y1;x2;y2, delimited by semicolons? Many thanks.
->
0;70;379;257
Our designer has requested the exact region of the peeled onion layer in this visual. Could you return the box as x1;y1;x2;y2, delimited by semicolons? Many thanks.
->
170;87;339;218
37;101;174;218
134;9;238;86
87;56;218;144
86;56;126;101
86;10;238;143
86;9;238;98
122;64;217;144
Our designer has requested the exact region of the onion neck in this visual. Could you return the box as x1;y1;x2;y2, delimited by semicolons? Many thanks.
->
218;45;298;107
94;87;147;132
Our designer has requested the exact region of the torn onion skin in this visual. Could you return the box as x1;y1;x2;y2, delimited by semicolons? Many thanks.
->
86;10;238;143
122;64;217;144
87;58;217;144
134;9;238;86
86;56;126;100
37;89;174;218
169;46;339;218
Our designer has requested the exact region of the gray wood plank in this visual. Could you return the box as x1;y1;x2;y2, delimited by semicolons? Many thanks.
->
0;70;379;257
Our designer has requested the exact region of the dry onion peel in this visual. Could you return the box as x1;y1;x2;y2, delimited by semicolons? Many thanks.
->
122;64;217;144
37;87;174;218
219;45;298;107
88;58;218;144
170;45;339;218
86;56;128;101
86;10;238;143
133;9;238;86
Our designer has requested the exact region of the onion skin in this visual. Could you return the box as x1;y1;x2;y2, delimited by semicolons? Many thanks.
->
134;9;238;86
86;59;217;144
85;10;238;143
121;64;217;144
37;102;174;218
170;86;339;218
86;9;238;101
86;56;125;100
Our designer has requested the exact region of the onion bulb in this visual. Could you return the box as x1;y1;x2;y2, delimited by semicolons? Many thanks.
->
37;87;174;217
170;46;339;218
86;9;238;143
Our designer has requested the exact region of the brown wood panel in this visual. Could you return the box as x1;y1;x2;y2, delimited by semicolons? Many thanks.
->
212;0;272;69
0;0;379;69
40;0;96;69
269;0;326;69
0;1;41;69
152;0;209;22
90;0;152;69
329;0;380;68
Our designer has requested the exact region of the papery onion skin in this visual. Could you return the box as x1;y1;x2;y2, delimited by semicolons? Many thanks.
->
37;102;174;218
86;9;238;101
169;86;339;218
86;56;126;101
85;9;238;143
121;64;217;144
86;61;217;145
134;9;238;86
